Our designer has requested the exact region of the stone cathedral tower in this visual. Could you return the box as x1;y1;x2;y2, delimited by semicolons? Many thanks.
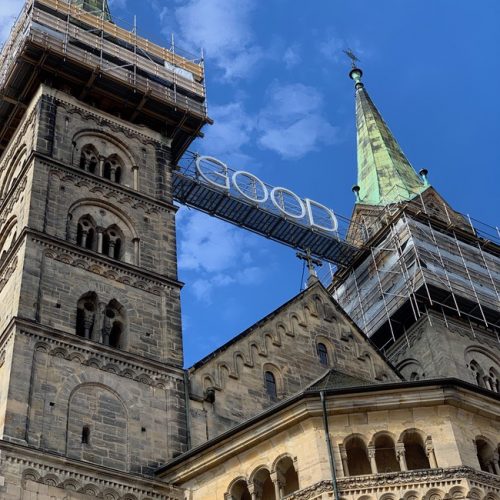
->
333;66;500;386
0;0;209;496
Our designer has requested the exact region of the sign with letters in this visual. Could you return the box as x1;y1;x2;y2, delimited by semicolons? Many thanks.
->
195;155;339;234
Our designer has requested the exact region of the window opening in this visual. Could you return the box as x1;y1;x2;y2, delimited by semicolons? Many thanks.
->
317;343;329;366
265;371;277;399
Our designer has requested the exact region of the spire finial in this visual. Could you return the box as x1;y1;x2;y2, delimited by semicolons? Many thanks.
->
297;249;323;287
344;49;363;89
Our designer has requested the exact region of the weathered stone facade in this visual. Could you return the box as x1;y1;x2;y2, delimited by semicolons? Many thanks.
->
188;284;400;446
0;84;189;494
0;4;498;498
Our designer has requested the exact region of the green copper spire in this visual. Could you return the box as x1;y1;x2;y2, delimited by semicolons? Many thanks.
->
70;0;112;21
350;67;427;206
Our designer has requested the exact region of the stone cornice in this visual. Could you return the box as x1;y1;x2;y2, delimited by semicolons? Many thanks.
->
38;152;178;213
283;467;500;499
160;384;500;482
40;84;170;145
0;439;183;500
336;466;500;490
28;228;183;293
14;317;185;383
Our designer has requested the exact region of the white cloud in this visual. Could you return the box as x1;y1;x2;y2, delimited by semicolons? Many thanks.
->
0;0;23;44
319;35;343;62
154;0;262;79
200;102;255;167
177;209;265;303
283;44;301;69
257;82;339;159
179;209;254;273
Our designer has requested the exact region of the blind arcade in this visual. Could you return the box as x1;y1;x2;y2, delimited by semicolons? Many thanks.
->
194;155;340;234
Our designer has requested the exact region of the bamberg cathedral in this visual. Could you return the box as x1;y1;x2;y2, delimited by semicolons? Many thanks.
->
0;0;498;499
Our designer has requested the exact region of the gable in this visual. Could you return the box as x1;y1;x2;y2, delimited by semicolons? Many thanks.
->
187;283;400;446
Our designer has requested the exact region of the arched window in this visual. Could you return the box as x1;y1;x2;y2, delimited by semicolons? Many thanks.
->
374;434;400;473
102;225;123;260
276;456;299;496
103;155;123;184
485;368;499;393
79;145;98;174
76;216;96;251
401;431;430;470
476;437;496;473
265;371;277;400
252;469;275;500
76;292;98;339
229;479;251;500
317;343;329;366
344;435;371;476
469;360;485;387
102;300;125;349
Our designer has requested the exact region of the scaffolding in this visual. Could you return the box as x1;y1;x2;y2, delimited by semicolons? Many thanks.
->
0;0;211;161
329;191;500;353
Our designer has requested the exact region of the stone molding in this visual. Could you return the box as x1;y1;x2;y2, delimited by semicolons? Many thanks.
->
46;161;173;215
0;174;27;225
1;442;182;500
284;467;500;499
0;255;17;294
337;466;500;490
54;90;168;146
32;234;179;294
19;325;184;388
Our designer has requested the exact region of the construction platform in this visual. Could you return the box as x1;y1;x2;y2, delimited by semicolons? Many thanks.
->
0;0;211;161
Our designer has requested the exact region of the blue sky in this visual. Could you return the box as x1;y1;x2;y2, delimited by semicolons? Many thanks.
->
1;0;499;367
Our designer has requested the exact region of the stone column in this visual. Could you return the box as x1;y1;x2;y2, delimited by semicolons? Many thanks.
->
368;445;378;474
82;304;95;339
425;438;438;468
98;156;105;177
340;446;350;477
133;237;140;266
396;443;407;471
107;239;116;258
271;471;283;499
96;227;104;254
102;310;112;346
492;453;500;475
80;230;88;248
248;482;261;500
132;165;139;190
